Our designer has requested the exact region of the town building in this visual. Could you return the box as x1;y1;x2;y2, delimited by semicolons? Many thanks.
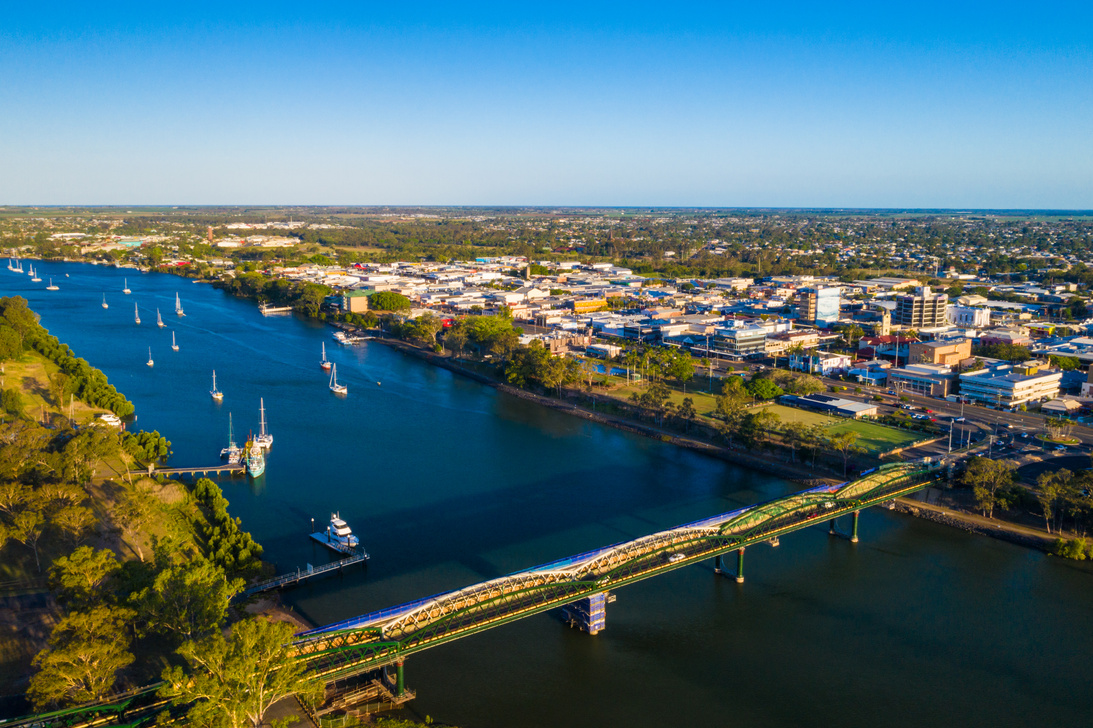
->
947;305;991;327
894;286;948;329
887;364;960;398
959;362;1062;409
797;286;841;326
778;393;878;419
907;339;972;366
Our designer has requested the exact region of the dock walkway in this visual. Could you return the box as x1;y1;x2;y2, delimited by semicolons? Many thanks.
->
133;464;245;479
242;551;369;597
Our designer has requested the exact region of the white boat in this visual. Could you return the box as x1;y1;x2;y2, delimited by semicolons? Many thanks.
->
254;397;273;449
29;266;40;283
146;348;154;367
45;278;59;291
12;258;23;273
220;413;242;464
175;293;185;316
95;413;122;427
101;294;109;309
320;342;331;371
210;370;224;401
327;513;359;549
171;331;179;352
134;303;141;325
329;363;347;395
156;309;164;328
123;278;131;294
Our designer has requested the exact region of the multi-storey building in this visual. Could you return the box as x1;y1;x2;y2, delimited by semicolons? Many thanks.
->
797;286;841;326
894;286;948;329
959;363;1062;409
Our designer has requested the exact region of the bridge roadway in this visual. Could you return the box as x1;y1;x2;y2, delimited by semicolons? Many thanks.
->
292;460;942;681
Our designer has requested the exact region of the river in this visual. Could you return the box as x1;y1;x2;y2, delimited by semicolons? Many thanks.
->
4;261;1092;727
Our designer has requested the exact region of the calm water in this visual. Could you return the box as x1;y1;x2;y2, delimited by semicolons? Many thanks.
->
5;261;1092;727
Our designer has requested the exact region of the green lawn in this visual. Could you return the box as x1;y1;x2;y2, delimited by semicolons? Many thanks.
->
828;420;922;454
763;404;839;427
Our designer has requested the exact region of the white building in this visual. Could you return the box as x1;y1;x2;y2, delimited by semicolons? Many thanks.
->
947;305;991;327
959;363;1062;410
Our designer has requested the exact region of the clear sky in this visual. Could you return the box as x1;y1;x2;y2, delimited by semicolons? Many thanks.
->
1;1;1091;208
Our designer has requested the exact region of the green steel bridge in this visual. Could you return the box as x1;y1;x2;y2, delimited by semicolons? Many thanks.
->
2;460;940;727
292;460;942;690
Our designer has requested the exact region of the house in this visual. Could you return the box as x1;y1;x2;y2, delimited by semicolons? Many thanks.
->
789;352;853;376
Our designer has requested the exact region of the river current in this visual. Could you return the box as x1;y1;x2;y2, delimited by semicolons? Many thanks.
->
4;261;1092;727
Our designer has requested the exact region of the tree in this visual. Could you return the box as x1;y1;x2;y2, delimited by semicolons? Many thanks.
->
27;606;135;709
745;377;784;401
961;457;1015;518
49;546;120;608
368;291;412;312
9;500;47;571
1037;469;1072;534
829;431;863;477
715;393;747;447
133;556;243;641
113;487;155;562
161;617;319;728
677;397;696;431
443;324;468;358
782;421;808;463
747;408;781;451
48;371;70;408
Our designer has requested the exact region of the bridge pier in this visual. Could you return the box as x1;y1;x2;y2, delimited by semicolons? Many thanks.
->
563;592;608;634
395;660;405;698
828;510;862;543
851;510;860;543
714;548;745;583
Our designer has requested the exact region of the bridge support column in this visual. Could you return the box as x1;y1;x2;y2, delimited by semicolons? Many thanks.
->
395;660;405;697
735;548;745;583
851;510;860;543
829;518;836;535
563;592;607;635
714;548;745;582
714;554;723;574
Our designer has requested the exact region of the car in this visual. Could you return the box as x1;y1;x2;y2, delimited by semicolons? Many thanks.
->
666;553;686;563
1055;445;1068;451
953;417;966;423
925;409;934;414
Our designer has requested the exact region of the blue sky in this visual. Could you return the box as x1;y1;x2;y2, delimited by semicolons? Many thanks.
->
1;2;1091;207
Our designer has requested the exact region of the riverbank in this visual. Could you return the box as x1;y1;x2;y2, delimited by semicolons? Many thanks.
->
377;338;840;487
375;337;1092;557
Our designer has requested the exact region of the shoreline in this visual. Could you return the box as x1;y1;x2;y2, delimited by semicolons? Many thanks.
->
376;338;1077;556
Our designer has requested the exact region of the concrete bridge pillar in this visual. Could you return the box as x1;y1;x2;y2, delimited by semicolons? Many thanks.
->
395;660;405;697
564;592;608;634
851;510;860;543
714;548;745;583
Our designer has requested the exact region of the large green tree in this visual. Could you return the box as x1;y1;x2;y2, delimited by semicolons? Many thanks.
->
162;617;319;728
962;457;1015;518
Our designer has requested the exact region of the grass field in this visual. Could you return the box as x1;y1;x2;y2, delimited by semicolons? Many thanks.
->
763;404;839;427
828;420;922;453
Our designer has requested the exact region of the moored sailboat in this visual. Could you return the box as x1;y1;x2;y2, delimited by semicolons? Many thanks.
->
134;303;141;325
146;348;154;367
254;398;273;449
101;294;109;309
123;278;131;294
156;309;164;328
320;342;331;371
220;413;242;464
175;293;185;316
171;331;179;352
210;370;224;402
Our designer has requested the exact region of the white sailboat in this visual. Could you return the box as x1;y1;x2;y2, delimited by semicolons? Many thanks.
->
101;294;109;309
134;303;141;325
171;331;179;352
45;278;59;291
254;398;273;449
220;413;242;464
210;370;224;402
146;348;154;367
13;257;23;273
329;363;347;395
123;278;131;294
26;264;33;276
156;309;164;328
175;293;185;316
320;341;331;371
29;266;40;283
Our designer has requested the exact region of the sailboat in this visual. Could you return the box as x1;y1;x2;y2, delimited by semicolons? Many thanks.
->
254;398;273;449
175;293;185;316
329;363;348;395
210;370;224;402
171;331;179;352
146;348;154;367
123;278;131;294
156;309;164;328
101;294;109;309
134;303;141;325
29;266;40;283
12;257;23;273
320;342;332;371
220;413;242;464
45;278;59;291
26;264;33;276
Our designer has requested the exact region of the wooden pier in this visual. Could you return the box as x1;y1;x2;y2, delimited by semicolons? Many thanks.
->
133;464;245;479
241;551;369;597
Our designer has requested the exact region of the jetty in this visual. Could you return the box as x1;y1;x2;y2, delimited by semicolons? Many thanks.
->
136;464;245;479
241;551;369;597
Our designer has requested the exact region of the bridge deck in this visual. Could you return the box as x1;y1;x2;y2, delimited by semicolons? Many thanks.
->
293;461;940;680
